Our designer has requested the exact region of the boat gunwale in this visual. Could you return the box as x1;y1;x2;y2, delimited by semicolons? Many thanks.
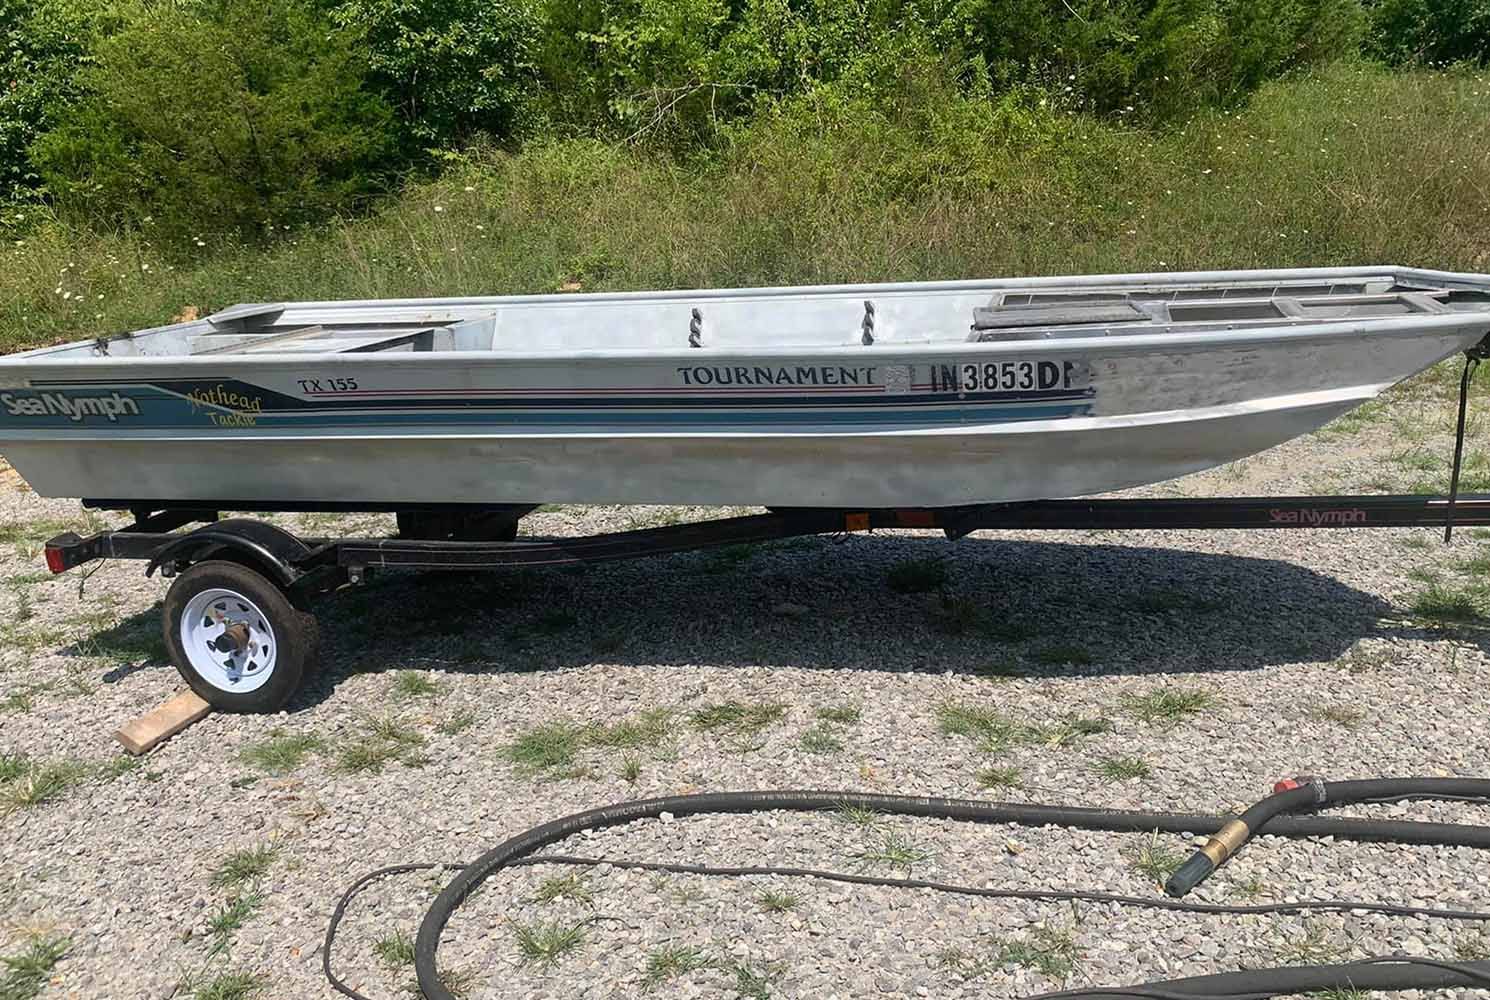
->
1;311;1487;372
3;265;1488;369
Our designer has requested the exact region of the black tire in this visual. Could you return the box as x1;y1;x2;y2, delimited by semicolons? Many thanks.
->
162;560;314;713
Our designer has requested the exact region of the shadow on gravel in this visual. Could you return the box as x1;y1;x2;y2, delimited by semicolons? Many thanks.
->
260;533;1480;709
54;534;1478;710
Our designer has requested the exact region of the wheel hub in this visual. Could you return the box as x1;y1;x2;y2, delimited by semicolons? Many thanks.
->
179;587;279;693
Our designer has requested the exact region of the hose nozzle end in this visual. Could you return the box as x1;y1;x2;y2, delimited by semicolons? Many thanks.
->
1164;851;1217;898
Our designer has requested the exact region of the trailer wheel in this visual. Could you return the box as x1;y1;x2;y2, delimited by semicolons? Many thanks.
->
162;560;313;713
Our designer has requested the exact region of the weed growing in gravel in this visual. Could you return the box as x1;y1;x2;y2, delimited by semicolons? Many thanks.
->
854;828;932;872
1307;704;1366;730
239;730;326;775
798;724;843;755
832;803;883;828
1230;875;1266;899
0;752;28;784
757;889;799;913
436;710;477;735
533;873;594;905
390;670;442;700
619;755;642;782
816;704;861;725
0;936;68;1000
643;944;712;988
207;890;262;942
1092;755;1152;781
1310;989;1368;1000
373;930;415;967
996;926;1079;979
1123;687;1217;724
335;718;427;774
513;919;585;966
1456;550;1490;575
1028;642;1094;667
0;760;88;813
1274;921;1345;964
1126;832;1185;885
729;961;779;999
211;845;278;889
976;765;1022;790
689;701;785;738
936;702;1041;753
506;710;675;778
886;558;947;594
588;709;673;751
1410;581;1487;624
191;970;264;1000
1044;716;1115;747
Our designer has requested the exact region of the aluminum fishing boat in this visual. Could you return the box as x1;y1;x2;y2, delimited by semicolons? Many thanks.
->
2;265;1488;509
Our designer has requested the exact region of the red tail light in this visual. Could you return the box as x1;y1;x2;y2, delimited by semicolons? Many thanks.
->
44;545;67;574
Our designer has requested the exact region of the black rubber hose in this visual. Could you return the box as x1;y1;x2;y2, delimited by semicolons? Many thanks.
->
1032;955;1490;998
411;786;1490;1000
1164;776;1490;897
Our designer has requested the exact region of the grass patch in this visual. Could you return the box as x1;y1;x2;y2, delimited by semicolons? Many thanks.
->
0;760;89;813
191;971;264;1000
832;803;883;829
210;845;278;889
1275;921;1345;965
729;961;779;1000
936;702;1041;753
533;873;593;905
1123;687;1217;724
886;558;947;594
335;717;426;774
619;754;642;782
0;752;28;784
997;926;1079;979
976;765;1022;790
689;701;786;738
799;724;844;755
373;930;415;968
207;890;262;942
513;919;585;966
854;828;932;872
815;704;861;725
1126;832;1186;886
505;709;675;777
1092;755;1151;781
390;670;442;700
436;709;477;735
239;729;326;775
643;944;712;988
1410;581;1486;624
757;889;799;913
0;936;68;1000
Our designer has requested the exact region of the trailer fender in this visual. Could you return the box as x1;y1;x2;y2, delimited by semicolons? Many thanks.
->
145;518;313;587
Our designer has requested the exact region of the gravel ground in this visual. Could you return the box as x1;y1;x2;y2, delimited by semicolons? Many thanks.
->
2;385;1490;1000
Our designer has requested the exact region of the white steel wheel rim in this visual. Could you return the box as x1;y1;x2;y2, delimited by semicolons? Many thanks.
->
179;587;279;694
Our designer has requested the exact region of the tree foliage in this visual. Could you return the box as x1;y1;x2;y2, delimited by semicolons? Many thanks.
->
31;0;393;234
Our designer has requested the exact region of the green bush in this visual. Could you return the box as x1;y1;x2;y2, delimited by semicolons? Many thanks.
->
31;0;394;236
0;0;117;210
1366;0;1490;65
536;0;1364;139
329;0;544;147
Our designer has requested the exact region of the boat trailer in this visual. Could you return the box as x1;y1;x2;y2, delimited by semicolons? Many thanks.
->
37;491;1490;713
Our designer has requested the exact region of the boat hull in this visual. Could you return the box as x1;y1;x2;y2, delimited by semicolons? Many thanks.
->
2;391;1360;508
2;266;1488;508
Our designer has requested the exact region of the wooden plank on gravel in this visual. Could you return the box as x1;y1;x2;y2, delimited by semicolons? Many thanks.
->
115;690;211;755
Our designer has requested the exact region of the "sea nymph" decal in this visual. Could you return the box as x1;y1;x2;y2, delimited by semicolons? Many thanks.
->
1;391;140;422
